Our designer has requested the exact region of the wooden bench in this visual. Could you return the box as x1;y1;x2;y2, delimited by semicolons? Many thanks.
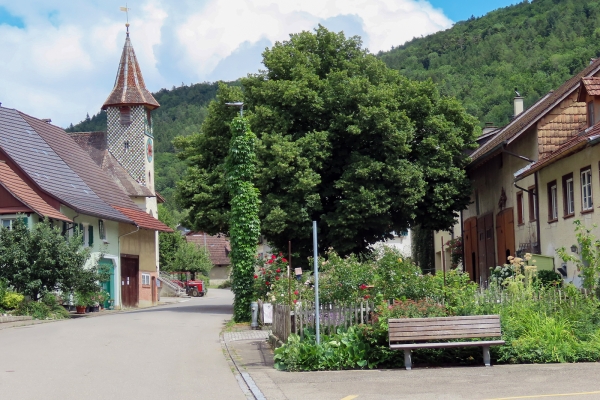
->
388;315;505;370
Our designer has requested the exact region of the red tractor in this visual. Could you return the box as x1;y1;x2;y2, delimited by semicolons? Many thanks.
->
185;280;207;297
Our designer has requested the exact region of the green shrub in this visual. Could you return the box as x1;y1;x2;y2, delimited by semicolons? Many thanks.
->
536;270;563;287
1;292;24;309
218;279;232;289
15;298;69;320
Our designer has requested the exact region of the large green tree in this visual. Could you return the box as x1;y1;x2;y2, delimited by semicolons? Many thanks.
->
176;27;478;261
0;219;99;300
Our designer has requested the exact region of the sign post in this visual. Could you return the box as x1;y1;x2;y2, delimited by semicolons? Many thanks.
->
313;221;320;345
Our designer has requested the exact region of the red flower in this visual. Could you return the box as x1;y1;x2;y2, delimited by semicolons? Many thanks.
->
282;258;287;263
359;284;367;290
293;299;297;304
364;295;371;299
279;252;283;256
267;259;274;264
276;268;281;273
271;254;277;260
265;281;270;286
254;275;258;279
275;276;280;281
294;290;299;295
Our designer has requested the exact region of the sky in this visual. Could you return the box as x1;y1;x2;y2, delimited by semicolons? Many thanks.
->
0;0;518;127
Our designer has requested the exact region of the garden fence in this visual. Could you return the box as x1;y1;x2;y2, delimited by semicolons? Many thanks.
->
271;300;375;342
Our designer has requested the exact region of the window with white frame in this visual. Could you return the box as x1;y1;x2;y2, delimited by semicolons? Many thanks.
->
581;168;593;211
1;218;16;230
142;273;151;286
565;177;574;215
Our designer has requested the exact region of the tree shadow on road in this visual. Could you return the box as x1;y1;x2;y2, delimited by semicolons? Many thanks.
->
127;302;234;315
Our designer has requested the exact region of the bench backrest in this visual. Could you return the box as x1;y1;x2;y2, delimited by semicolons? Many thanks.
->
388;315;502;342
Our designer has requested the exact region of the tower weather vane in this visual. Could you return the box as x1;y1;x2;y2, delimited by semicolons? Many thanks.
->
120;4;131;33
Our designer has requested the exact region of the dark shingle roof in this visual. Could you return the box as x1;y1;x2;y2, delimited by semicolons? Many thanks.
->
470;58;600;164
0;107;130;223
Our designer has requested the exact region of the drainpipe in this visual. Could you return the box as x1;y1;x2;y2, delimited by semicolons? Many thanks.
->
117;225;140;309
534;171;541;254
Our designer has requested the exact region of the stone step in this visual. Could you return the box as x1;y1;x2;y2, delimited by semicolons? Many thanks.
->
0;315;33;324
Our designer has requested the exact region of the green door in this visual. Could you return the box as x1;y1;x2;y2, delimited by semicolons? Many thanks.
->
98;258;115;309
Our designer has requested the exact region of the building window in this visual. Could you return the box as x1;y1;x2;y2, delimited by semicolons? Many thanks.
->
475;190;480;215
562;173;574;216
142;273;151;286
1;218;16;230
517;192;524;225
124;141;130;152
120;106;131;125
588;101;595;127
99;220;106;241
581;167;593;211
548;181;558;221
528;186;537;221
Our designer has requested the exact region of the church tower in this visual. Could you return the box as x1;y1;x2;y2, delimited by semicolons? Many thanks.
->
102;25;159;215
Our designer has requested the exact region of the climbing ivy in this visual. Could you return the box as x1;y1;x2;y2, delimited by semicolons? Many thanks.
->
226;117;261;321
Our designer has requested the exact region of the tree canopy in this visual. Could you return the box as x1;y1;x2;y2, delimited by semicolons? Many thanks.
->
175;27;478;262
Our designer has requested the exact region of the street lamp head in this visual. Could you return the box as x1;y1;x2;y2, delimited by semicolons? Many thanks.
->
225;102;244;117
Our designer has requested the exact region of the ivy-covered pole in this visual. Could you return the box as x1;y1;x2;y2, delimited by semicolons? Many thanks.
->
225;116;260;322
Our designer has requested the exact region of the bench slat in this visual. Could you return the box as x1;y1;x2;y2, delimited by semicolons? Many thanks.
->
390;340;505;350
389;323;500;332
389;319;499;328
390;328;501;338
389;315;499;323
390;332;501;341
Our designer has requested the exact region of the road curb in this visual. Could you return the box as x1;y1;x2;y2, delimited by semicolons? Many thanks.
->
221;331;267;400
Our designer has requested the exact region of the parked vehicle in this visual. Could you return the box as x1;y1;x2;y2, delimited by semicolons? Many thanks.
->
185;280;207;297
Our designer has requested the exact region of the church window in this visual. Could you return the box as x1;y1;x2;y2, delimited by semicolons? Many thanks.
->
146;109;152;128
120;107;131;125
124;141;130;152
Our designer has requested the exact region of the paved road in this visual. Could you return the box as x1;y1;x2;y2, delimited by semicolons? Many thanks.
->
0;289;246;400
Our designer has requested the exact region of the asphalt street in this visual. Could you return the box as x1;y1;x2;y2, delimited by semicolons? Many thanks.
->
0;289;246;400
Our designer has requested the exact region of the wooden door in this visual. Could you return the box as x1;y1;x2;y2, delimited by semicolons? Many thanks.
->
496;208;515;266
463;217;478;282
120;256;139;308
151;277;156;304
483;213;495;284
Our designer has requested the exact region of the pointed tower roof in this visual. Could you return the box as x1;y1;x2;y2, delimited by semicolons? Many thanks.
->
102;29;160;110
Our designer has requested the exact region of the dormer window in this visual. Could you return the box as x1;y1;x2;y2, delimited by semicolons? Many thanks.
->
588;101;595;127
120;106;131;125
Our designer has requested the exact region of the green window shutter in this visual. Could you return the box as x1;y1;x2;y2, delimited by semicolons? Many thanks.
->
88;225;94;247
79;223;84;234
20;217;28;227
62;221;67;236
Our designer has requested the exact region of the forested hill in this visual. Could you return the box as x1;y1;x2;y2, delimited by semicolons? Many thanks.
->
67;0;600;211
379;0;600;127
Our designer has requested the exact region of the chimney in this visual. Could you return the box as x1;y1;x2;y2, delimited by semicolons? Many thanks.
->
514;96;524;117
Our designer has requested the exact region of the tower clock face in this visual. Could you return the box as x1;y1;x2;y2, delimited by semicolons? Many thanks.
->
147;138;153;162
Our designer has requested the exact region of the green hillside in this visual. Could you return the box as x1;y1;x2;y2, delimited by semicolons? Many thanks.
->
380;0;600;126
67;0;600;212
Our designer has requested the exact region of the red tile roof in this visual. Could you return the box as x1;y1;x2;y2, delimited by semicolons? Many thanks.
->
113;206;173;233
578;77;600;101
0;162;71;222
470;58;600;164
186;232;231;266
102;33;160;110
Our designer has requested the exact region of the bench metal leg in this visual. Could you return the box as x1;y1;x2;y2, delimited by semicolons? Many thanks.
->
483;346;491;367
404;349;412;370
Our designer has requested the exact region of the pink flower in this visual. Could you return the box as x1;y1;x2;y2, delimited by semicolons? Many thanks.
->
293;299;297;304
282;258;287;263
271;254;277;260
253;275;258;279
275;276;280;281
265;281;270;286
294;290;299;295
276;268;281;273
267;259;274;264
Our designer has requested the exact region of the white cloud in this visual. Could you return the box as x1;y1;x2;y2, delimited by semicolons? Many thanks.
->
0;0;452;127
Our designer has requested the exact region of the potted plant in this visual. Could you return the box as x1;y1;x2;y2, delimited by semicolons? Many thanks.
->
74;292;88;314
89;293;100;312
